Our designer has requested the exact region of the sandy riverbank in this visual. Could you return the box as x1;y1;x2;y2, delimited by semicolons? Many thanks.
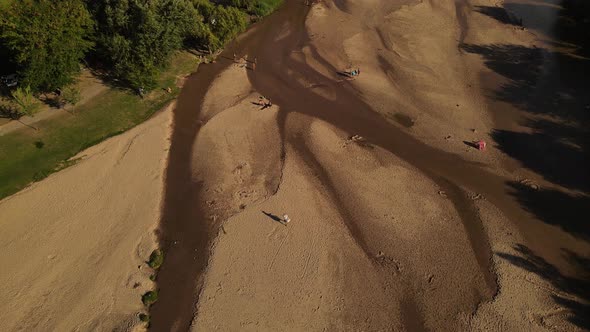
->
0;105;173;331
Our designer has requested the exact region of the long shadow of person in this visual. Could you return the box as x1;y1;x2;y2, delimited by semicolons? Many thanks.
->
262;211;286;225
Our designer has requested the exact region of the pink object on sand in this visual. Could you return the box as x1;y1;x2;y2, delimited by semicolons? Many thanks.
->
476;140;486;151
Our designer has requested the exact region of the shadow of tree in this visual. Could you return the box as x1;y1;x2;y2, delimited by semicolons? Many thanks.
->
493;124;589;193
507;181;590;241
460;0;590;243
475;5;521;26
464;3;590;322
497;244;590;329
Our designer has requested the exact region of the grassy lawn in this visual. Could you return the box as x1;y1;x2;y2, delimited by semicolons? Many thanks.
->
0;52;198;199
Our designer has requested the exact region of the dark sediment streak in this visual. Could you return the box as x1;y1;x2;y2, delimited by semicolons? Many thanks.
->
400;295;429;332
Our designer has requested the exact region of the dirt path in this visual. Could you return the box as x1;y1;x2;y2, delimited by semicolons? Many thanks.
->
152;0;589;330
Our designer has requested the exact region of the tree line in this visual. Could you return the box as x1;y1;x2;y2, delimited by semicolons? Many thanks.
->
0;0;272;95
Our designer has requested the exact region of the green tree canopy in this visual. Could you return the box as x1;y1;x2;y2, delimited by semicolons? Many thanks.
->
0;0;94;92
88;0;202;90
190;0;248;52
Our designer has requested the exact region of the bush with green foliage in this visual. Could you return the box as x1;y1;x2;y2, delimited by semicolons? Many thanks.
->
0;0;94;92
187;0;248;53
88;0;201;90
61;85;81;109
210;5;248;47
221;0;282;16
148;249;164;269
11;86;40;118
139;313;150;323
142;290;159;306
0;0;281;94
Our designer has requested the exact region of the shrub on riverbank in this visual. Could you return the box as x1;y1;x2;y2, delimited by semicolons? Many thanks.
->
148;249;165;270
142;290;159;306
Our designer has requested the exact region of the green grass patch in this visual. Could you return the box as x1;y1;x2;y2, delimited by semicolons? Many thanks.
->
142;290;159;307
148;249;164;270
0;52;198;200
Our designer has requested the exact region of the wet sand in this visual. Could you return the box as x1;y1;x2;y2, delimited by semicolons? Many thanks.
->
152;0;589;330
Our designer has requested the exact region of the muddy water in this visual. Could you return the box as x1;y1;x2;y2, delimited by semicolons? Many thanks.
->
151;0;584;330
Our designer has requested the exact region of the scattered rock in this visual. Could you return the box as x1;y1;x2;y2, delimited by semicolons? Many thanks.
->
520;178;540;191
343;134;371;148
235;162;246;171
133;282;141;289
350;134;364;142
470;193;483;200
471;128;477;133
444;135;452;140
374;254;402;274
427;274;435;283
438;190;447;197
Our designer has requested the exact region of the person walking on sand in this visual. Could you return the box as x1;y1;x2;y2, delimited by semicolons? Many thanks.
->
282;214;291;224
